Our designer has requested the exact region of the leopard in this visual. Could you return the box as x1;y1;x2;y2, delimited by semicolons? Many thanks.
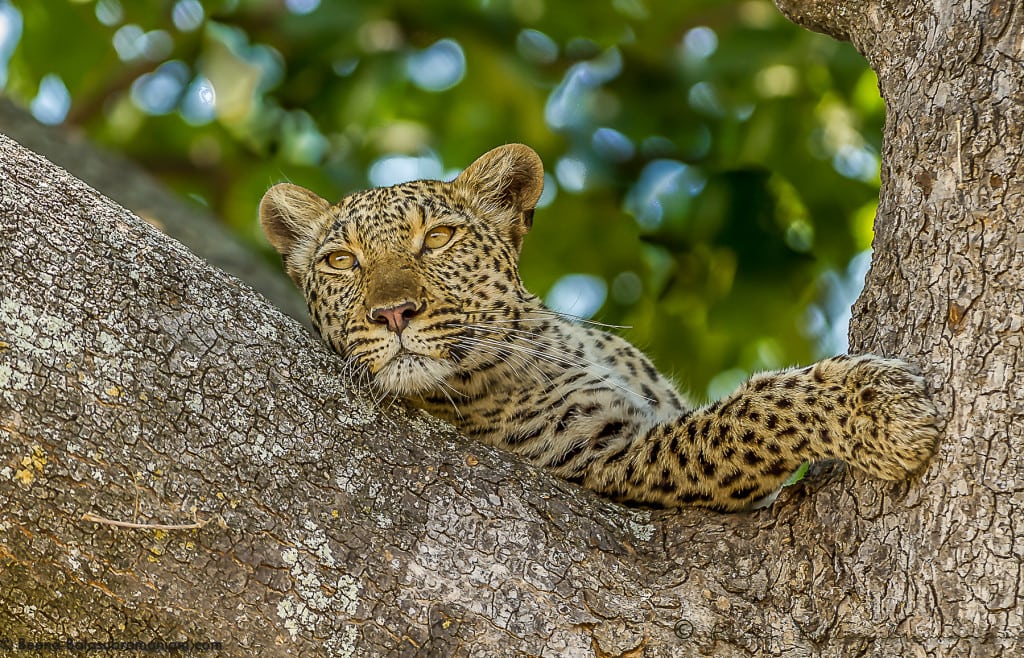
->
259;143;940;512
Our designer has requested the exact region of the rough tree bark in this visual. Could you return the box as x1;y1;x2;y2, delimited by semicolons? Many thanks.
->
775;0;1024;653
0;2;1020;657
0;97;308;325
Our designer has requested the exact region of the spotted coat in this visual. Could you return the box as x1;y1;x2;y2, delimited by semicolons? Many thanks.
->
260;144;940;511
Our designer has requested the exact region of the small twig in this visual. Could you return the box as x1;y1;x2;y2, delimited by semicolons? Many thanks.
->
82;511;208;531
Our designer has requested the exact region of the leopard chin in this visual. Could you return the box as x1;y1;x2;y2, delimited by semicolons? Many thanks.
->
373;352;456;396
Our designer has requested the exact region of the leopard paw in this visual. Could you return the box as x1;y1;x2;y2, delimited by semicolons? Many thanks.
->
843;356;941;480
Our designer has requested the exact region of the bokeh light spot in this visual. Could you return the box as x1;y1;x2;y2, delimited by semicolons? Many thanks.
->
407;39;466;92
332;57;359;77
95;0;123;27
113;25;173;62
369;154;444;187
625;159;705;230
546;274;608;319
131;60;190;115
536;173;558;209
555;157;587;193
754;64;799;97
172;0;204;31
516;29;558;64
687;81;724;117
30;74;70;125
592;127;635;161
285;0;320;15
833;144;879;182
0;3;23;88
545;47;622;130
682;26;717;60
358;20;402;52
180;75;216;125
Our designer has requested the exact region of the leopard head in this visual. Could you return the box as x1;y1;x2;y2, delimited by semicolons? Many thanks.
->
259;144;545;395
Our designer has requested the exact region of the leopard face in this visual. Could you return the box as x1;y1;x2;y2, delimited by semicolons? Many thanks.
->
259;145;545;396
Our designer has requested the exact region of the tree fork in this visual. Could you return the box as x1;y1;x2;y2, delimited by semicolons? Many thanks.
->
780;0;1024;652
1;0;1022;653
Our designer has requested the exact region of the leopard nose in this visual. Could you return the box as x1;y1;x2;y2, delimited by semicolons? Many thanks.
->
369;301;422;334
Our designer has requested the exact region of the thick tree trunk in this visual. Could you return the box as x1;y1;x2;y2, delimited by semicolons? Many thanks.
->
776;0;1024;653
1;1;1020;655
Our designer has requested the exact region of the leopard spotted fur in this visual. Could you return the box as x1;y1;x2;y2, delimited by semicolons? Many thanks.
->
259;144;940;512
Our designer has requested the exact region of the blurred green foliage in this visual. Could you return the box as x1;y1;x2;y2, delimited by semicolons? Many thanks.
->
1;0;884;398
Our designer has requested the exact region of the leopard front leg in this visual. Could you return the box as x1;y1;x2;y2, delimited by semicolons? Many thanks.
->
584;355;941;511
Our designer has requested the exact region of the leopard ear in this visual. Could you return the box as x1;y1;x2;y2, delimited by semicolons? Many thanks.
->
455;144;544;236
259;183;332;284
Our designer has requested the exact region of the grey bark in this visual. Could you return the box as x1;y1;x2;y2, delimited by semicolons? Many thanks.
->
0;96;308;324
0;1;1021;655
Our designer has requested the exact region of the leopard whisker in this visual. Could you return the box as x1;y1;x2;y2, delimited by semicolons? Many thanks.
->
434;380;465;419
463;306;633;330
452;336;556;388
453;338;527;378
455;321;625;376
373;391;403;430
453;330;566;387
458;322;568;347
451;328;655;404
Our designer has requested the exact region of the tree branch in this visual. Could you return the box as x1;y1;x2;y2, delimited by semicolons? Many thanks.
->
771;0;867;42
0;97;308;325
6;0;1023;639
0;130;935;655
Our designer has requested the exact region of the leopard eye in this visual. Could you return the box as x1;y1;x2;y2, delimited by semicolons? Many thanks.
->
324;250;357;271
423;226;455;250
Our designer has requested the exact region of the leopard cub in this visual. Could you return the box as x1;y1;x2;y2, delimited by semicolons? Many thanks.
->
260;144;940;511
